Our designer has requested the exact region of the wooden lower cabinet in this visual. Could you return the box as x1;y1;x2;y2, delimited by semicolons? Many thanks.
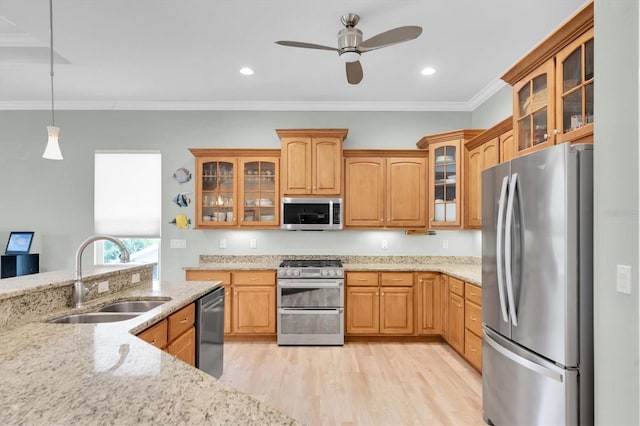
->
232;285;276;334
448;292;465;355
416;273;441;335
186;269;276;337
464;283;483;372
441;275;450;340
136;302;196;367
167;326;196;366
345;271;414;335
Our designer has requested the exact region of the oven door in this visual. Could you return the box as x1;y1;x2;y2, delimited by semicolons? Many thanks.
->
277;308;344;346
277;279;343;308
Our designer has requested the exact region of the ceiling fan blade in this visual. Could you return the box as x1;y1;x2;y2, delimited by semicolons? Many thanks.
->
275;41;339;52
359;26;422;51
346;61;363;85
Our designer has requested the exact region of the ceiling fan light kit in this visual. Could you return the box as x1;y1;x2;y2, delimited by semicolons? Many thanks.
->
275;13;422;85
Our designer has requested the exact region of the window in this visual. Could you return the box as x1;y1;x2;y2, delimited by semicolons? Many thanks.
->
94;151;161;278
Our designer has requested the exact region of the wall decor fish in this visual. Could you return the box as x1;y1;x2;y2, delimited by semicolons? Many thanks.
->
172;192;192;207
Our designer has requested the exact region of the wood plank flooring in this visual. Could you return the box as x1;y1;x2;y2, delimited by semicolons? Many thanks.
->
220;342;483;426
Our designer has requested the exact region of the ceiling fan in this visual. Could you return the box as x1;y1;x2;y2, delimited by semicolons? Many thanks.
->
275;14;422;85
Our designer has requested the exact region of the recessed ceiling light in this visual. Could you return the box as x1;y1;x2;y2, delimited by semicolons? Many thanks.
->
239;67;254;76
421;67;436;76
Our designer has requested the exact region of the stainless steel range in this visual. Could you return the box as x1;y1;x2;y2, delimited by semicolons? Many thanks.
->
277;259;344;346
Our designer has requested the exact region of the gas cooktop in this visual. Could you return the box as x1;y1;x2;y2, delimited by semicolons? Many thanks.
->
277;259;343;278
279;259;343;268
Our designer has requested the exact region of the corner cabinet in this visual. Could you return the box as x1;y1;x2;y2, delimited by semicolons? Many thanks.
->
189;149;280;228
417;130;483;229
276;129;347;196
344;150;427;229
464;117;512;229
502;1;594;156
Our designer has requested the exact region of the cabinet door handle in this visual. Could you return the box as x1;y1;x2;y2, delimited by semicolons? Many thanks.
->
553;129;561;135
150;339;157;345
469;347;477;353
180;318;189;324
470;316;477;321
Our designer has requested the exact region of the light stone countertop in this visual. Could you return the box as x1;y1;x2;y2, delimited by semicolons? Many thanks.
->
186;256;482;286
0;279;298;426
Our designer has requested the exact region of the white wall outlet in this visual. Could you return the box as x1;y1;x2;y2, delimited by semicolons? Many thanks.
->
616;265;632;294
220;239;227;249
442;239;449;249
381;239;388;250
97;281;109;293
131;273;140;284
170;239;187;249
250;239;257;249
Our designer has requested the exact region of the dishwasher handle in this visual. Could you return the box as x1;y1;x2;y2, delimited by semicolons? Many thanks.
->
202;296;224;311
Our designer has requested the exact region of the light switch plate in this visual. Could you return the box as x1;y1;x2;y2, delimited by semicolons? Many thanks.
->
170;239;187;249
381;240;388;249
98;281;109;293
442;239;449;249
250;239;257;249
616;265;632;294
220;239;227;249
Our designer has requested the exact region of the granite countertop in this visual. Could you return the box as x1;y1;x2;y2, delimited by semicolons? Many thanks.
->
0;279;298;426
187;255;482;286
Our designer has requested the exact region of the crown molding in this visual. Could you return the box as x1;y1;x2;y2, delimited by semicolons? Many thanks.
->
0;82;509;113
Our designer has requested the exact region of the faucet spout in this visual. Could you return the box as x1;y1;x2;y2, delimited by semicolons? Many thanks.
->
73;235;130;308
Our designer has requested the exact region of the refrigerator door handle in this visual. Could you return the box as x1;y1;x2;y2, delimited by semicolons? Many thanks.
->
505;173;519;326
496;175;510;323
484;330;564;383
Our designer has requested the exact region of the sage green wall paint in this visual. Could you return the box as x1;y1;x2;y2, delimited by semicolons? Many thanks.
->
594;1;639;424
0;110;478;281
471;85;513;128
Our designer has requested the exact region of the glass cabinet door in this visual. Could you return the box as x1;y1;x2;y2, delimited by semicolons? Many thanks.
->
200;159;236;226
556;28;594;143
431;143;459;226
239;158;279;226
513;60;555;155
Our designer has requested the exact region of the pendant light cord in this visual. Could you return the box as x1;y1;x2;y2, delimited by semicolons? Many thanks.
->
49;0;55;126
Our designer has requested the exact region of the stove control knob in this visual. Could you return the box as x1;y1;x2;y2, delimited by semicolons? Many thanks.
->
293;269;300;277
286;269;292;276
329;269;336;277
321;269;328;277
336;269;343;277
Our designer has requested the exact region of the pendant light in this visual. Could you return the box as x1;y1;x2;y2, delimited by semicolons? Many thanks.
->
42;0;63;160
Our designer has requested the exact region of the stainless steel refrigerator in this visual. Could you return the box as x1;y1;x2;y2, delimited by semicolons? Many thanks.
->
481;143;593;426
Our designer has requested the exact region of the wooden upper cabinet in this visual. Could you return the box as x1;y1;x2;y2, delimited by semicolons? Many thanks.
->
189;149;281;229
344;157;385;226
277;129;347;196
502;1;594;156
464;117;511;228
386;157;427;227
555;28;594;144
418;130;483;230
499;129;514;163
344;151;427;229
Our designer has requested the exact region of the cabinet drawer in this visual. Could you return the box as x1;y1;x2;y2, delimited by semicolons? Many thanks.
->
168;303;195;342
186;270;231;285
346;272;379;286
137;319;168;349
449;276;465;297
465;329;482;372
233;270;276;285
465;300;482;337
166;326;196;367
465;283;482;305
380;272;413;287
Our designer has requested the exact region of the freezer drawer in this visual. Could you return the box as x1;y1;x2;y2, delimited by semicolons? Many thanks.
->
482;328;581;426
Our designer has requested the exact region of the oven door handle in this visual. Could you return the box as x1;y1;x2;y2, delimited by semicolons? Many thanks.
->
278;280;343;288
279;308;343;314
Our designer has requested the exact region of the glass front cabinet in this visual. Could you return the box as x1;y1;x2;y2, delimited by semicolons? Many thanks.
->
502;2;593;156
190;149;280;229
418;129;483;230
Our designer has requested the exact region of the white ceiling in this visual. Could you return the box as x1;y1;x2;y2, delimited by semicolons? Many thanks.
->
0;0;589;111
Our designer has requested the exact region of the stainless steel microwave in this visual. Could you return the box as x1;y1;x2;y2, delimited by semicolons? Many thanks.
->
280;197;343;230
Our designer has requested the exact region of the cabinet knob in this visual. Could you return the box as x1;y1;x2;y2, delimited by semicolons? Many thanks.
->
307;187;311;190
381;292;385;296
554;129;561;135
376;292;379;296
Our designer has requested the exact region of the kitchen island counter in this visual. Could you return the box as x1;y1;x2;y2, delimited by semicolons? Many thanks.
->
0;279;298;426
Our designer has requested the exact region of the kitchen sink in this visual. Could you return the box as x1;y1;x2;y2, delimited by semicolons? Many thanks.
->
48;312;140;324
98;300;167;313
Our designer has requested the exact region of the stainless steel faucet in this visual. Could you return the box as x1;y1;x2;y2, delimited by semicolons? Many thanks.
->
74;235;130;308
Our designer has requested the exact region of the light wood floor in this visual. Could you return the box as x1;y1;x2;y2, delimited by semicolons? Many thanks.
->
220;341;484;426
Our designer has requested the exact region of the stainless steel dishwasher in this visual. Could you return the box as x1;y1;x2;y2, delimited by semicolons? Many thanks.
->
195;286;225;378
